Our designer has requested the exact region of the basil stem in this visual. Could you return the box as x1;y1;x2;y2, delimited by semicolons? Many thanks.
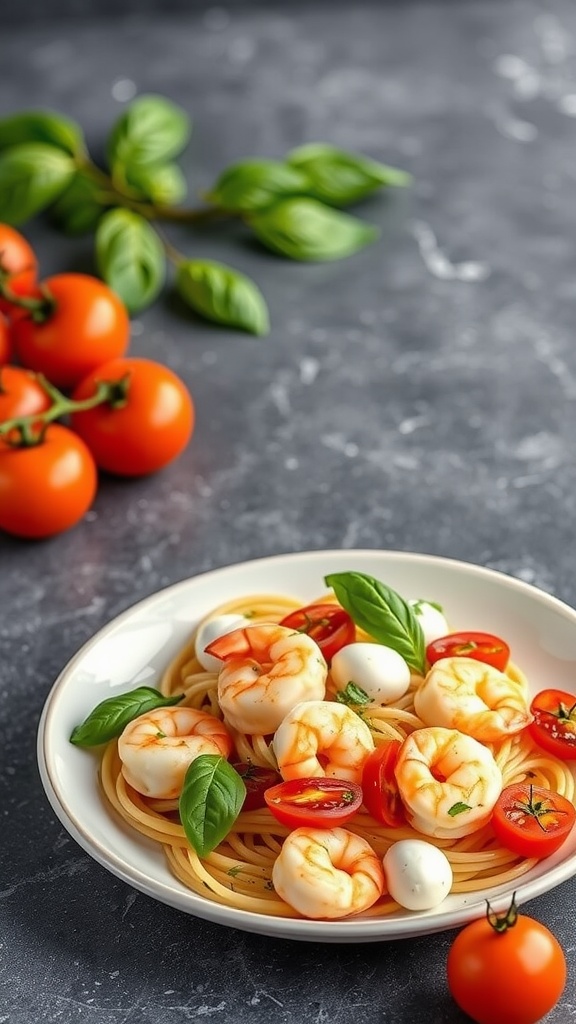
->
324;571;426;674
69;686;184;747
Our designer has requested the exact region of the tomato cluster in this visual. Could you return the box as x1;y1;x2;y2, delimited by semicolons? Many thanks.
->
0;224;195;539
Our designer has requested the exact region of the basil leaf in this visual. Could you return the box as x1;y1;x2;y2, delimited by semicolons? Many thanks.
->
0;110;86;157
335;682;372;706
125;162;187;206
96;208;166;313
107;94;190;170
179;754;246;857
69;687;184;747
448;802;472;817
287;143;411;207
176;258;269;335
0;143;75;224
248;198;378;261
324;571;426;674
50;172;106;235
206;159;310;213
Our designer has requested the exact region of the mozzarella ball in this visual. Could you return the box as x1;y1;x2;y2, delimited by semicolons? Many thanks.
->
409;599;449;646
194;613;250;672
383;839;453;911
330;642;411;704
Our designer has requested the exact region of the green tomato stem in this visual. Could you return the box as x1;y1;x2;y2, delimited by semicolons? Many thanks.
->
486;892;519;933
0;374;130;447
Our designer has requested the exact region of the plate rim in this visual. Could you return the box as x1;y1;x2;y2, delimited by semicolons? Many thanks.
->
37;547;576;942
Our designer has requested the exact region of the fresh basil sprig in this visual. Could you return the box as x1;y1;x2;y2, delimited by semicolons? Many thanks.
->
106;94;191;172
335;682;372;707
0;109;86;157
96;208;166;314
0;98;411;332
0;143;76;224
287;143;412;207
179;754;246;857
249;198;379;262
69;686;184;747
176;258;269;336
205;159;310;213
325;571;426;674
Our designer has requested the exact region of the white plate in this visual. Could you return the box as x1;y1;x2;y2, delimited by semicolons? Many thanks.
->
37;549;576;943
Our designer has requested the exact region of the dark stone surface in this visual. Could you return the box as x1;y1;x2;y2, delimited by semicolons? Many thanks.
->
2;1;576;1021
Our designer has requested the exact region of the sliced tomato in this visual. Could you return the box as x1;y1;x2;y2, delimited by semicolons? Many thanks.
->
264;777;363;829
361;739;405;827
232;762;282;812
491;783;576;859
528;689;576;761
279;603;355;662
426;631;510;672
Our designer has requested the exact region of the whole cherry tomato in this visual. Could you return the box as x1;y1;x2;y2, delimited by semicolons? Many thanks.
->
426;631;510;672
361;739;405;827
0;224;38;316
231;763;282;811
0;366;51;421
279;603;355;663
528;688;576;760
447;895;566;1024
12;273;130;390
491;783;575;859
0;423;97;538
0;313;12;363
264;777;363;829
70;357;195;476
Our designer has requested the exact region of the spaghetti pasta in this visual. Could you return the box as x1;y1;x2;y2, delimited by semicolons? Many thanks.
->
95;588;576;920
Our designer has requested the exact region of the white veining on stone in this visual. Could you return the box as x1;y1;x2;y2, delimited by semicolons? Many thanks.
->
411;221;491;282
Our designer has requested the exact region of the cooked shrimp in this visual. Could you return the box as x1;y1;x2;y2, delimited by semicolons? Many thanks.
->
273;699;374;784
213;624;327;735
395;726;502;839
414;656;532;743
272;826;385;919
118;706;233;799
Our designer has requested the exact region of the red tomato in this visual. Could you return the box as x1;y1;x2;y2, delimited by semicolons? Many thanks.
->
491;783;575;859
12;273;130;390
0;424;97;538
279;603;355;662
264;777;363;829
70;357;194;476
0;313;11;363
232;763;282;811
0;366;51;421
426;631;510;672
528;688;576;760
447;896;566;1024
0;224;38;316
361;739;405;827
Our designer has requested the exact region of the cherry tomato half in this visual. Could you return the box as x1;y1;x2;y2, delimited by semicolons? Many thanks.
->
491;782;576;859
12;273;130;390
0;224;38;316
264;777;363;829
361;739;405;827
232;762;282;811
70;357;195;476
0;424;97;539
528;688;576;760
447;896;566;1024
426;631;510;672
0;366;51;421
279;603;355;663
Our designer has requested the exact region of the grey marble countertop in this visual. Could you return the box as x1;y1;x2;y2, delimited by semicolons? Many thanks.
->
3;1;576;1021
